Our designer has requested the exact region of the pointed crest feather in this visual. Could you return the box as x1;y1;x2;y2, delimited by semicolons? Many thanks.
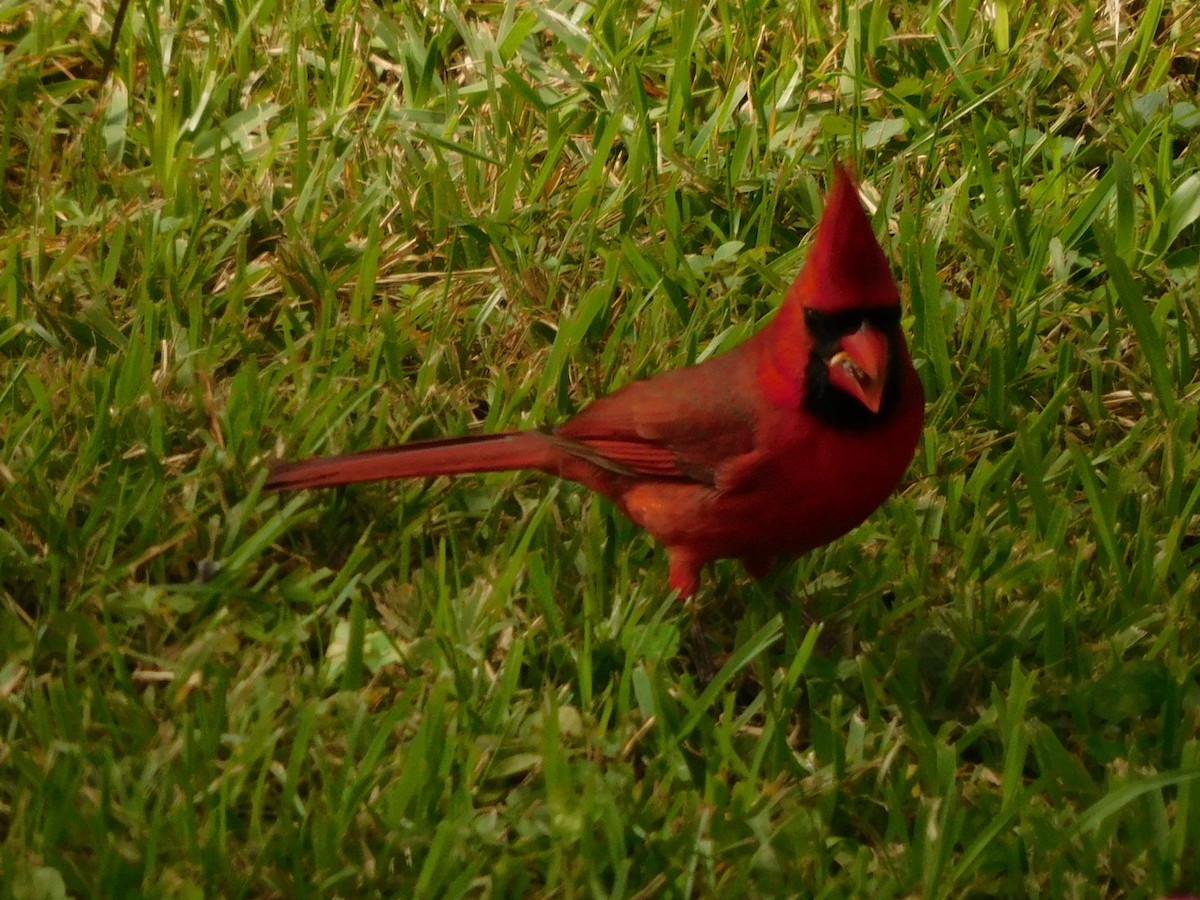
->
797;164;899;312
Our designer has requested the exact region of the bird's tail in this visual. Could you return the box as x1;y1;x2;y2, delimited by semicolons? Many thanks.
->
264;431;556;491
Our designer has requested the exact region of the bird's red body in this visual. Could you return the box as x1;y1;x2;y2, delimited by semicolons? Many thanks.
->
267;167;924;596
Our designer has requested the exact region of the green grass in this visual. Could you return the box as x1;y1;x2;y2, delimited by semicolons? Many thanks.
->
3;0;1200;895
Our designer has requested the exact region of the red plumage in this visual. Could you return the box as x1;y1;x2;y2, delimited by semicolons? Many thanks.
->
266;166;925;596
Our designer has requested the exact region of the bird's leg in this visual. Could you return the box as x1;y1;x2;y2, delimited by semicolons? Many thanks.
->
667;550;718;678
667;552;701;600
685;593;716;681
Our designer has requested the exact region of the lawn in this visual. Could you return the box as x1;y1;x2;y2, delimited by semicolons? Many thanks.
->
3;0;1200;895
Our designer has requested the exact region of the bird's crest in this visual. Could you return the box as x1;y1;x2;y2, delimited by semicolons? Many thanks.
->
797;165;899;313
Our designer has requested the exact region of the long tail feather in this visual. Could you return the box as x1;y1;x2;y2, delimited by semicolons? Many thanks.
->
265;431;555;491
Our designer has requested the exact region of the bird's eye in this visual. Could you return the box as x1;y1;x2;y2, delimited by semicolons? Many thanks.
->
865;308;901;330
806;308;861;337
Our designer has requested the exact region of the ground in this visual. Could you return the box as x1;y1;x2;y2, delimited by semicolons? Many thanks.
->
2;0;1200;895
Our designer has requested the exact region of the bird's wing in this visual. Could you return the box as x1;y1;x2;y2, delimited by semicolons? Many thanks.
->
554;350;761;487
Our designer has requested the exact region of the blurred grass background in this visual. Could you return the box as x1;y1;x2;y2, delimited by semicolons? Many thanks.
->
2;0;1200;894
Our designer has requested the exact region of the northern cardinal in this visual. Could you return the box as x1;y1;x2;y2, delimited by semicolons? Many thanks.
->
267;166;924;597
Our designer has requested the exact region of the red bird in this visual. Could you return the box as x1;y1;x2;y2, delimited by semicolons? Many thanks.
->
267;166;924;597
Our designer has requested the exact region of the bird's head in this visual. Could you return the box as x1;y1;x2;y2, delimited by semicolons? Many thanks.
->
786;165;907;426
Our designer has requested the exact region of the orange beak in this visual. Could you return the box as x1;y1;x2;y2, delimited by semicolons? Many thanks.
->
827;323;890;414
